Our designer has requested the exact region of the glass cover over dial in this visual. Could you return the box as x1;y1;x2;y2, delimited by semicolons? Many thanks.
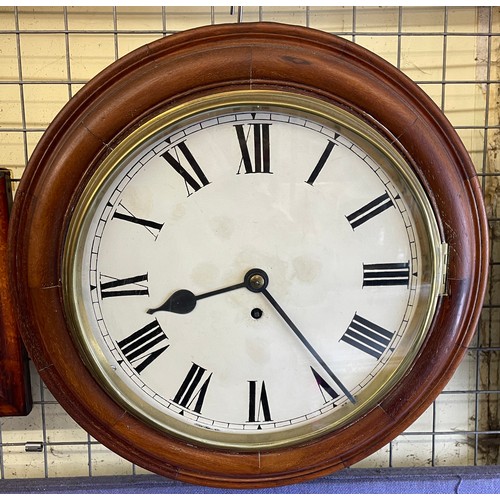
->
64;91;444;450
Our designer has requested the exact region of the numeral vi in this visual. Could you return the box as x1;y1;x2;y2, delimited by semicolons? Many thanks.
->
248;380;272;423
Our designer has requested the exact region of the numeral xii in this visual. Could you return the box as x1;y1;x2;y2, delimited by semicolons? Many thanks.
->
235;123;271;174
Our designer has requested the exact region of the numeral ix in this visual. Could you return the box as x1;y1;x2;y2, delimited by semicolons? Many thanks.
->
99;273;148;299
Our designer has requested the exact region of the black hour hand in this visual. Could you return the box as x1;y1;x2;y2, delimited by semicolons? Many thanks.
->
147;289;196;315
147;281;246;315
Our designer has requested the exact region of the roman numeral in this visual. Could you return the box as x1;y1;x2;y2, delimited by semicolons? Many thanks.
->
111;203;164;239
346;192;395;229
311;366;339;403
305;139;337;185
341;313;394;360
363;262;410;287
173;363;212;414
117;319;169;374
235;123;271;174
100;273;148;299
161;141;209;196
248;380;272;423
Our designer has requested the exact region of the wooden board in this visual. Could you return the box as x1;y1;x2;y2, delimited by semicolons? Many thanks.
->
0;169;32;416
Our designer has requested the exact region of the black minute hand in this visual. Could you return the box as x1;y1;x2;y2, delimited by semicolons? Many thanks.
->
261;288;356;404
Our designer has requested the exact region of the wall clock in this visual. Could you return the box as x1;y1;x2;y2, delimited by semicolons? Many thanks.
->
9;23;488;488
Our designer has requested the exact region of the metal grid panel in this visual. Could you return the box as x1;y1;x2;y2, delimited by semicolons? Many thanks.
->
0;5;499;479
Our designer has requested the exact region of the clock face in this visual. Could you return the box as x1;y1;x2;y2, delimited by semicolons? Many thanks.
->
64;91;444;449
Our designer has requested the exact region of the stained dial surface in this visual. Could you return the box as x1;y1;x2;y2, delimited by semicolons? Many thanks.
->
66;99;440;449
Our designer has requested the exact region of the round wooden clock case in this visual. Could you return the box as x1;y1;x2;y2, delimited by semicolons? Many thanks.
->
9;23;488;488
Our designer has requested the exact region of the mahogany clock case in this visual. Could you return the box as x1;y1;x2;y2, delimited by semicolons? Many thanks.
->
8;23;488;488
0;169;32;416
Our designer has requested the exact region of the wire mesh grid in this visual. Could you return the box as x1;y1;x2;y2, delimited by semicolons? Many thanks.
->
0;5;499;479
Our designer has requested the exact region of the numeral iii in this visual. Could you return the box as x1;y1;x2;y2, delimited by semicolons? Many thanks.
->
363;262;410;287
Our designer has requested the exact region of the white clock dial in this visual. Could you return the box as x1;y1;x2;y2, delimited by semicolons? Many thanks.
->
65;92;443;449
